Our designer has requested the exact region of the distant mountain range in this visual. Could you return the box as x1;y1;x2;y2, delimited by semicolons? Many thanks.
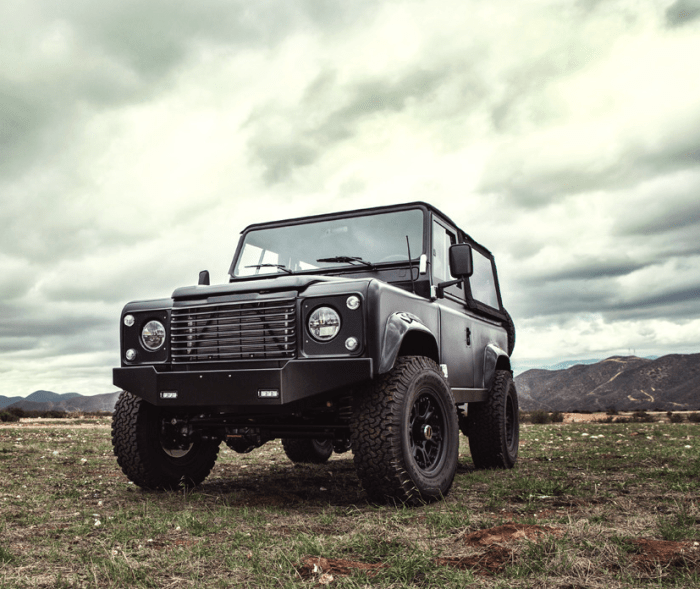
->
512;356;659;375
3;353;698;414
515;353;700;412
0;390;120;413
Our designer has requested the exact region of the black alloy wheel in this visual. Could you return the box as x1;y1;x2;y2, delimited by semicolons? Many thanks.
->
409;392;446;472
351;356;459;505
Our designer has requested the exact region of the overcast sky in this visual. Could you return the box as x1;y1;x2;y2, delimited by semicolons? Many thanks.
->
2;0;700;397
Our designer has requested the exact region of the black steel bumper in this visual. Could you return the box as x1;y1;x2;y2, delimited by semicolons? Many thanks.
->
113;358;373;409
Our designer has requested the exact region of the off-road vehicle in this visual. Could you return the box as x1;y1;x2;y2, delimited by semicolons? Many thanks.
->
112;202;518;504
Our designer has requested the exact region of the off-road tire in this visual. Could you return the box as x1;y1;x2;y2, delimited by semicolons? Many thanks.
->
504;309;516;356
466;370;519;469
350;356;459;505
111;391;220;490
282;438;333;464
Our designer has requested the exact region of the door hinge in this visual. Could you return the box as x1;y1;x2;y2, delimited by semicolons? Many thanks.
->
466;327;471;346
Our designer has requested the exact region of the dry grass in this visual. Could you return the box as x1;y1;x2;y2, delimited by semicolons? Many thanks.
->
0;416;699;588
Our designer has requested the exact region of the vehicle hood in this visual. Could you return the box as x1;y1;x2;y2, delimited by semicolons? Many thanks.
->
172;274;356;301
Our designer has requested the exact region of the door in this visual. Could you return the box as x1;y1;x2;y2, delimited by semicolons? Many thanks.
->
432;218;474;388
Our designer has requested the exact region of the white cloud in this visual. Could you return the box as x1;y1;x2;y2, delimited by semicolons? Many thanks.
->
1;0;700;395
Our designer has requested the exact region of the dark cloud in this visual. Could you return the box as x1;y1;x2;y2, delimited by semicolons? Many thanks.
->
39;1;315;78
610;284;700;315
0;1;375;184
511;266;700;323
246;66;453;184
615;189;700;238
2;0;700;394
480;126;700;208
666;0;700;26
0;304;110;340
523;258;647;284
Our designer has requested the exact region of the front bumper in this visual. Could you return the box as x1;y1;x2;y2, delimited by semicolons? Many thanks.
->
113;358;373;409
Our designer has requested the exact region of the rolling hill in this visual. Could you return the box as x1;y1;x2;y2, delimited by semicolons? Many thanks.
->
3;391;120;413
5;353;699;415
515;353;700;412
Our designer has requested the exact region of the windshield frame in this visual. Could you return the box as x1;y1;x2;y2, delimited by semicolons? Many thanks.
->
228;203;429;280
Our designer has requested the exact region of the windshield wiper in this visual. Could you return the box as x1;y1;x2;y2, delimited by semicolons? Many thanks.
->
316;256;376;270
245;264;293;274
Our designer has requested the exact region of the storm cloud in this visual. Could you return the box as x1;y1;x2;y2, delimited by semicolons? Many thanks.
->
1;0;700;396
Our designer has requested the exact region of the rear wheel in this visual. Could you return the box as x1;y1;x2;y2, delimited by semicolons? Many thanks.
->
282;438;333;464
111;391;220;490
351;356;459;505
225;438;257;454
467;370;519;469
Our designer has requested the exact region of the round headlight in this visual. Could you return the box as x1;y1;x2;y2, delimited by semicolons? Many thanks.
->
141;320;166;350
308;307;341;342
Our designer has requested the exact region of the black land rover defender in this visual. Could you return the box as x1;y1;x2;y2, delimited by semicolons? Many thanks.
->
112;202;518;504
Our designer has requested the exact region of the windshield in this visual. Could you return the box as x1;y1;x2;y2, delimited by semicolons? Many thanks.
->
232;208;424;277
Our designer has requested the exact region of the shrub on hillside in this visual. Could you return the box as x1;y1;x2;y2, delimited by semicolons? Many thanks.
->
3;408;68;419
631;410;656;423
667;412;684;423
0;411;20;423
529;410;551;424
550;411;564;423
688;412;700;423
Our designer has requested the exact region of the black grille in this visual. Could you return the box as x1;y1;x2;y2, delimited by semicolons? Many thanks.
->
170;299;296;363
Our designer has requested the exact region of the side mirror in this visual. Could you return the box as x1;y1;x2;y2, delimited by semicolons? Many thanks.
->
449;244;473;278
198;270;210;286
433;244;472;299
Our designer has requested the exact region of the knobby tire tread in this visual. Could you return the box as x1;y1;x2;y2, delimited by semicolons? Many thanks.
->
351;356;457;505
111;391;219;490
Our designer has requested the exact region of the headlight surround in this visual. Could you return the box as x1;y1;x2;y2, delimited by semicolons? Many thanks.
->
141;320;166;350
307;307;341;342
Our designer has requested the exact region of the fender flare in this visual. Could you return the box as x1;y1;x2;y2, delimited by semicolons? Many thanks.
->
379;312;437;374
483;343;511;390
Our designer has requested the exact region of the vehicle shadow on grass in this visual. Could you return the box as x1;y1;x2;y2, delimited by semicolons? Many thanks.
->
198;455;368;508
187;455;479;509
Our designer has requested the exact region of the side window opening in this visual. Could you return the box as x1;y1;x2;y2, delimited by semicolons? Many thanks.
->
432;220;461;289
470;249;499;308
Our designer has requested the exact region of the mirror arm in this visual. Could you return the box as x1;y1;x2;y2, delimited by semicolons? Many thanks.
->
435;278;463;299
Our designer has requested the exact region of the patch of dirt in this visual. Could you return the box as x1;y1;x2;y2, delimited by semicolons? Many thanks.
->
560;411;692;423
298;556;386;582
296;523;568;580
435;546;513;575
628;538;700;573
433;523;565;576
561;413;608;423
0;418;111;429
460;523;563;547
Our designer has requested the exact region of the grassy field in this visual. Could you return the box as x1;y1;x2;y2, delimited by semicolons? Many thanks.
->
1;415;698;588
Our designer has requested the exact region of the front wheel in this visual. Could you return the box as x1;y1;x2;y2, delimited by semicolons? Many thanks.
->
351;356;459;505
466;370;519;469
111;391;220;490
